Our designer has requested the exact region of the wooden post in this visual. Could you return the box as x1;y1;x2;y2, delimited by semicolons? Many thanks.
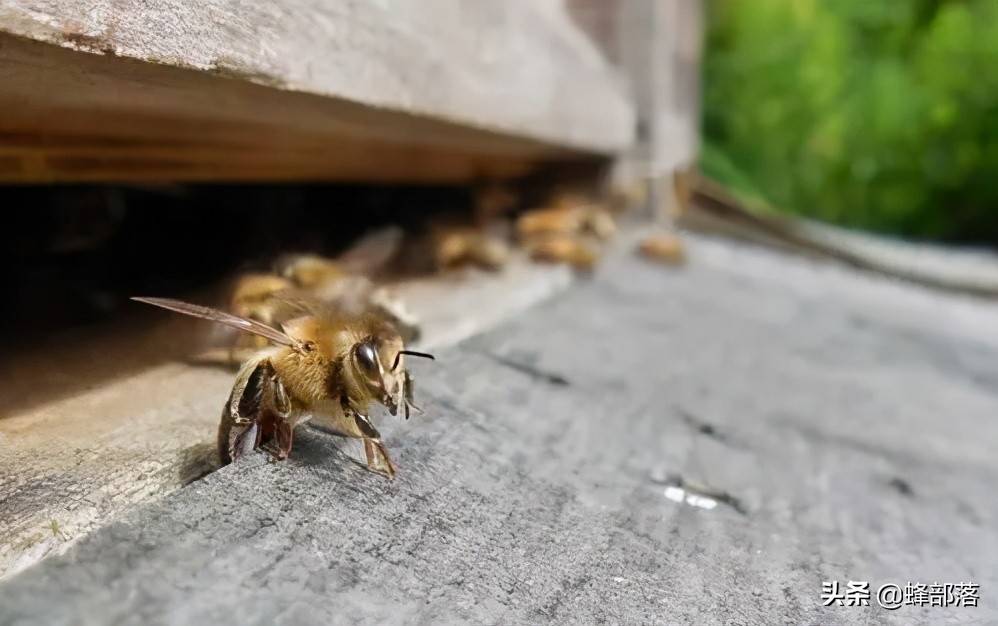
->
614;0;702;221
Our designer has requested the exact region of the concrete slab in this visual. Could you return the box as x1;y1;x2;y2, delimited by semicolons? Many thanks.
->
2;235;996;624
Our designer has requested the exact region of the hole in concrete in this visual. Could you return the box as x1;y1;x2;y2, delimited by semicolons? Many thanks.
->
676;407;730;445
887;476;915;498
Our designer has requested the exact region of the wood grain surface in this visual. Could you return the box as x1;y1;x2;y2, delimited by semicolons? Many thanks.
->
0;1;637;182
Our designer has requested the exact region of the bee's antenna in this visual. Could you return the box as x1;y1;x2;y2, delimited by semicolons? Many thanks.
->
392;350;436;371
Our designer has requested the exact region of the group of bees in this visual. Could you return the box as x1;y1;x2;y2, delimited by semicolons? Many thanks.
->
135;182;686;478
425;182;686;272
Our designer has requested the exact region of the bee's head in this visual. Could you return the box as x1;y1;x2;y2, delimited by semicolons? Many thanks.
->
352;338;394;413
351;338;433;416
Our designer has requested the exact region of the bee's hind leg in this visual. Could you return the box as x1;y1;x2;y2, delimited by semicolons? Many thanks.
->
258;418;295;461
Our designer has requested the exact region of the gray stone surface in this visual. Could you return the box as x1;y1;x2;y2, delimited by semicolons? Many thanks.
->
2;236;997;625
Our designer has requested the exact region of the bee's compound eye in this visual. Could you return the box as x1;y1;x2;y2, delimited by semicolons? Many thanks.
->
355;342;379;375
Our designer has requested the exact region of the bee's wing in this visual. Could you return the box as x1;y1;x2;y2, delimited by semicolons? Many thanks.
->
132;296;295;347
335;225;403;274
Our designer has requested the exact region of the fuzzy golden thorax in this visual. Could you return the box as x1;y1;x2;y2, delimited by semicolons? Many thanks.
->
274;314;406;416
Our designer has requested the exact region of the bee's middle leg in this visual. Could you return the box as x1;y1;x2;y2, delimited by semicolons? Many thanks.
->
226;421;260;463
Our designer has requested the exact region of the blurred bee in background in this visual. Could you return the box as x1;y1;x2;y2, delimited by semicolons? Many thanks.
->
516;189;616;271
428;220;511;271
387;215;512;275
516;193;616;242
525;234;599;272
229;273;295;324
275;248;420;344
638;232;686;266
199;227;419;366
397;183;519;274
473;182;519;224
134;296;434;478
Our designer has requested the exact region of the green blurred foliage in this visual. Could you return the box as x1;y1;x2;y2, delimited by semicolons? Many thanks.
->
702;0;998;242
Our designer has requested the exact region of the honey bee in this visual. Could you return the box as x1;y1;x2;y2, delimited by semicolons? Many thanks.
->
431;223;510;271
196;229;418;367
133;296;434;478
229;274;291;321
516;196;616;243
473;183;518;223
580;207;616;241
638;232;686;265
526;234;599;271
277;226;404;288
271;228;419;341
216;273;297;356
515;191;613;272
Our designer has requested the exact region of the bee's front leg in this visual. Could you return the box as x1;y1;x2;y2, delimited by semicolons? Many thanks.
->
343;400;396;479
403;369;424;419
363;439;396;479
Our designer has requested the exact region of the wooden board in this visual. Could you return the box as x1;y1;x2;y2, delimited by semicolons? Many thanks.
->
0;0;636;182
